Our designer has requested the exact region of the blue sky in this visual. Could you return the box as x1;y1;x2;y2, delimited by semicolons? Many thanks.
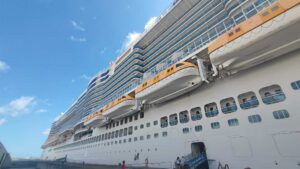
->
0;0;172;158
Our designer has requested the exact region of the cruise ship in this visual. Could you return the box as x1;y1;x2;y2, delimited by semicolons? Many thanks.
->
42;0;300;168
0;142;11;168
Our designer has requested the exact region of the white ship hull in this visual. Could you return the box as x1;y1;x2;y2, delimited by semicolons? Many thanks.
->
43;49;300;169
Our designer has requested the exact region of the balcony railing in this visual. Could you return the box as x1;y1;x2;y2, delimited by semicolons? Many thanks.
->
180;117;189;123
205;110;219;117
169;120;178;126
221;104;238;113
262;92;285;104
191;114;202;121
240;99;259;109
161;121;168;128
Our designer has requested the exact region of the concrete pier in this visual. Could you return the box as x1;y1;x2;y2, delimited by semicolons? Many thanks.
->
5;160;166;169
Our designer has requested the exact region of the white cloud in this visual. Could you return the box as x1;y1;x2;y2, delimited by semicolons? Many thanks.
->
117;16;158;53
80;74;90;81
79;7;86;12
0;60;10;72
36;108;47;113
144;16;158;31
70;20;85;31
0;118;6;126
70;35;87;42
42;128;50;135
54;112;64;122
0;96;37;117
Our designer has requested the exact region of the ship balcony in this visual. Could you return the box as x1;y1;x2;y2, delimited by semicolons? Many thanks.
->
136;62;202;104
209;0;300;74
169;120;178;126
191;114;202;121
262;92;286;104
205;110;219;118
240;99;259;109
103;99;139;120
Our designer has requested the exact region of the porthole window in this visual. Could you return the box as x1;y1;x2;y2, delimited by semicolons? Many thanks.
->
182;127;189;134
291;80;300;90
238;91;259;109
195;125;203;132
140;124;144;129
190;107;202;121
259;85;285;104
273;110;289;120
228;118;239;127
162;131;168;137
211;122;220;129
248;114;262;124
220;97;237;114
205;103;219;117
146;122;150;127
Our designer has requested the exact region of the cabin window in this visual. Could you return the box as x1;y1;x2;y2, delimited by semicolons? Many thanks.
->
205;103;219;117
119;129;123;137
162;131;168;137
153;120;158;126
108;133;111;139
112;122;115;127
179;111;189;123
128;138;132;142
228;118;239;127
140;124;144;129
211;122;220;129
221;97;237;114
190;107;202;121
105;133;108;140
259;85;285;104
147;134;151;139
124;117;128;124
134;137;138;142
140;136;144;141
154;133;159;138
128;127;133;135
248;114;262;124
160;116;168;128
134;126;138;130
291;80;300;90
111;132;115;139
120;119;123;125
182;127;189;134
123;139;127;143
238;91;259;109
195;125;203;132
119;140;122;144
146;122;150;127
169;113;178;126
129;116;133;122
273;110;289;120
124;128;128;136
116;121;119;126
134;114;138;120
140;112;144;119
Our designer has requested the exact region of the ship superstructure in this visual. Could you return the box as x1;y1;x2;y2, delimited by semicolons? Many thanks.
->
42;0;300;168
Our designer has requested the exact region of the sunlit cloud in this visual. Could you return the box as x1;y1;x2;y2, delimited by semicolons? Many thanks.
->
54;112;64;122
0;96;37;117
42;128;50;135
70;35;87;42
70;20;85;31
144;16;158;31
36;108;47;113
0;118;6;126
0;60;10;72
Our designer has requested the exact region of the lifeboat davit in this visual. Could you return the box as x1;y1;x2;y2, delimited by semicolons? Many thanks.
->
83;110;105;127
135;61;202;104
102;94;140;119
208;1;300;74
